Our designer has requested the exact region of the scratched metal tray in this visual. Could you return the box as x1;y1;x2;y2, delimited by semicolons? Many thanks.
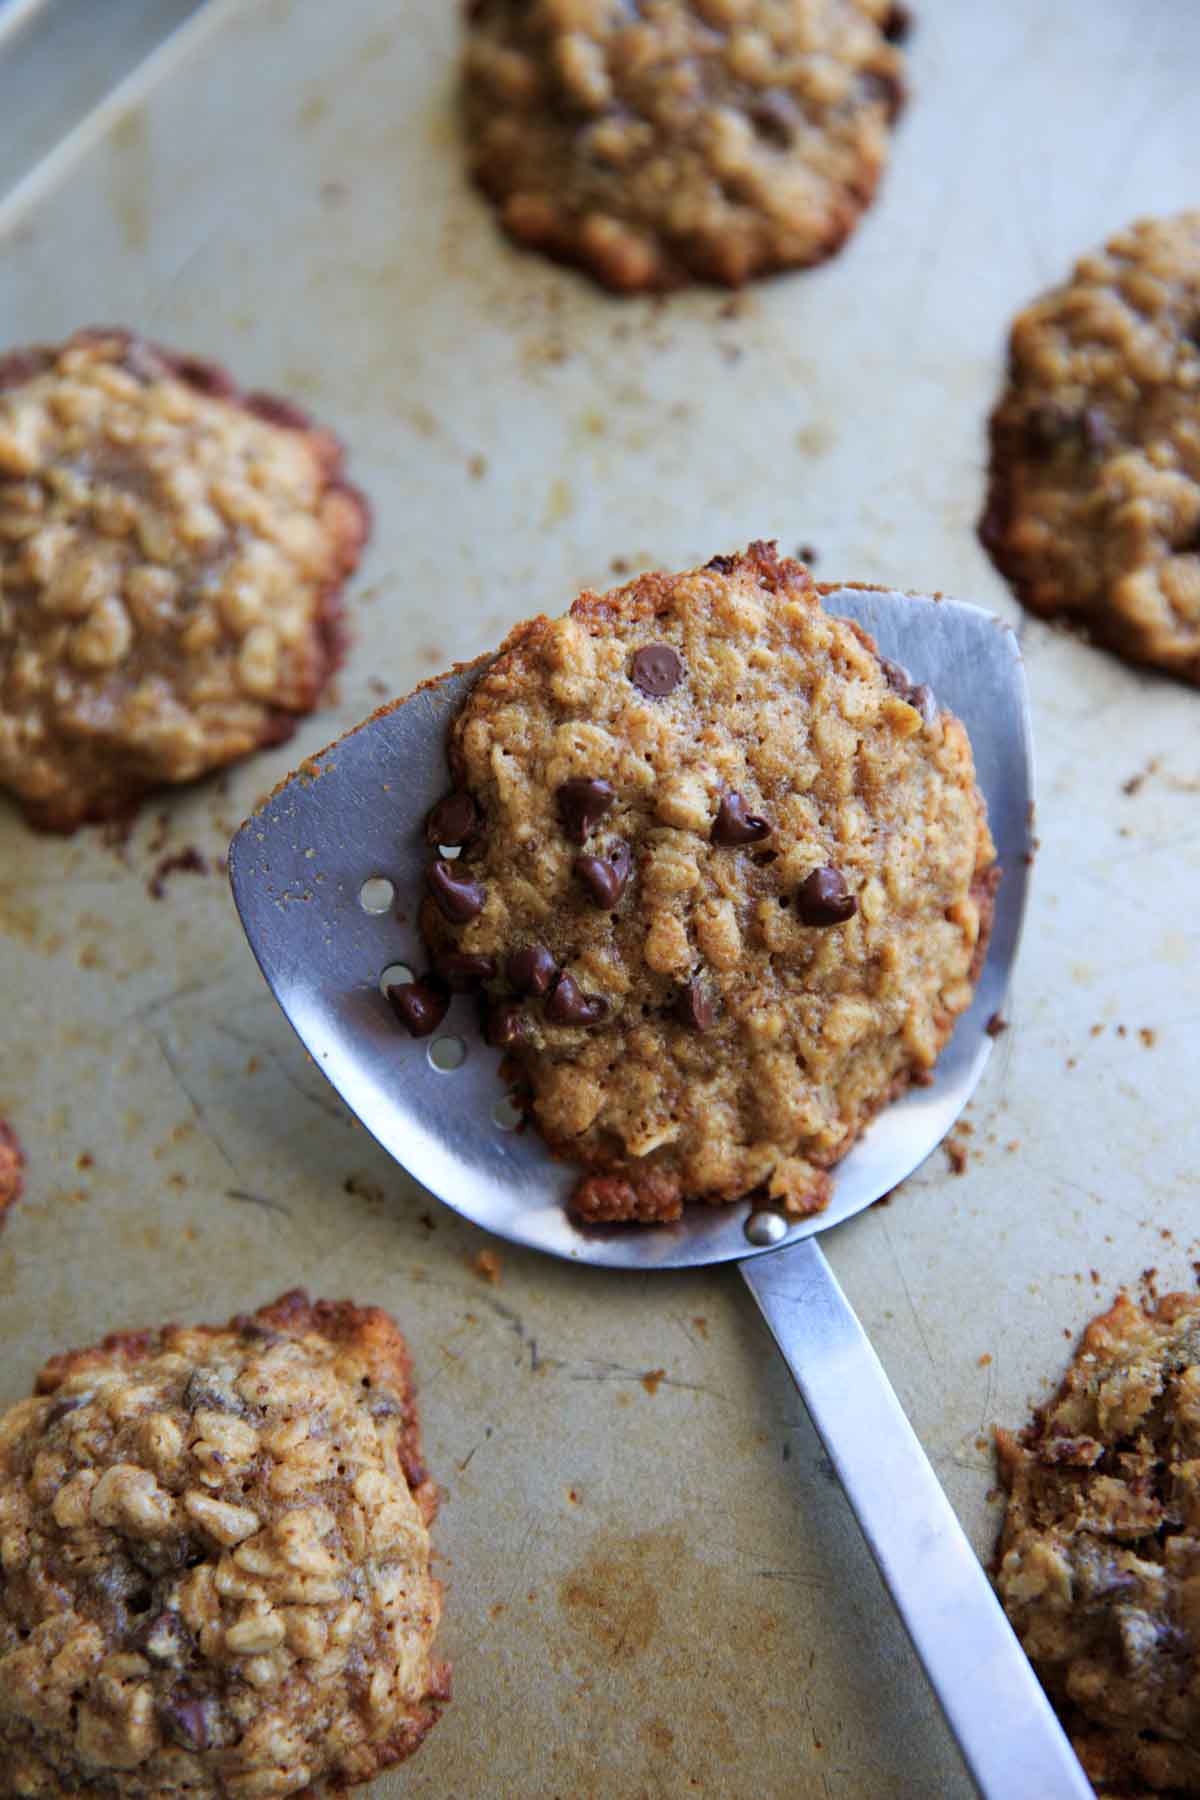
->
0;3;1197;1794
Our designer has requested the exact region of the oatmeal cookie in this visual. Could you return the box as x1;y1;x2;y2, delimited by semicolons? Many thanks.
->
0;329;370;831
980;213;1200;685
995;1290;1200;1798
462;0;909;292
0;1289;448;1797
412;543;996;1223
0;1120;23;1228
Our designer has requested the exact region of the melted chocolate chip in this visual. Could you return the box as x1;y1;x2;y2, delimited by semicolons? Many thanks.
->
879;655;913;695
556;777;616;843
545;972;609;1026
795;866;858;927
712;791;770;845
44;1393;87;1427
1081;407;1116;453
675;976;714;1033
575;842;632;910
1024;401;1076;451
163;1696;210;1751
434;951;496;992
507;944;557;996
863;66;904;121
880;656;937;723
630;643;684;697
427;859;486;923
705;553;738;573
749;91;799;147
425;790;479;847
908;682;938;726
486;1002;531;1049
387;979;450;1037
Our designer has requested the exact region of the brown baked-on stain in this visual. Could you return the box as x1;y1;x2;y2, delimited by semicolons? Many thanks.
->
640;1367;666;1395
554;1527;786;1790
0;1119;25;1229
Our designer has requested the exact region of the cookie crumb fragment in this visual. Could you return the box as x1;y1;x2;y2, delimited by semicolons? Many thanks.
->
0;1118;24;1227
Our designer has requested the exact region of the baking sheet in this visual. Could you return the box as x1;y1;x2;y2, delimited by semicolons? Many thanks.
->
1;2;1198;1793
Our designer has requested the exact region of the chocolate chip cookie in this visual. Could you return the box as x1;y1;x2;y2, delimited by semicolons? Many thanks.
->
0;329;370;831
0;1289;448;1797
994;1290;1200;1798
411;543;996;1223
980;213;1200;685
0;1119;23;1229
462;0;909;292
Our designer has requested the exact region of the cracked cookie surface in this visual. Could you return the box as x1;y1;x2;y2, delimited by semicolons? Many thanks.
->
417;544;995;1222
980;213;1200;685
463;0;908;291
995;1290;1200;1798
0;1289;447;1797
0;329;369;831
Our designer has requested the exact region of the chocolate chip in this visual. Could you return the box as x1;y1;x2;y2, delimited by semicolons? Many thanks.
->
545;972;609;1026
879;655;913;695
507;944;557;995
163;1696;210;1751
434;951;496;992
387;979;450;1037
880;657;936;723
137;1610;189;1665
556;777;615;843
749;91;799;147
908;682;938;726
427;859;486;923
630;644;683;698
574;842;632;910
795;866;858;927
486;1002;531;1049
1024;401;1075;450
712;791;770;845
675;976;714;1033
425;790;479;847
1081;407;1116;453
883;3;912;42
44;1393;87;1427
863;66;904;121
705;553;738;574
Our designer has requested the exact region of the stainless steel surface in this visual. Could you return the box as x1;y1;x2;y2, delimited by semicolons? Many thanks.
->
744;1240;1091;1800
229;590;1077;1795
0;0;205;199
0;1;1197;1794
228;588;1032;1273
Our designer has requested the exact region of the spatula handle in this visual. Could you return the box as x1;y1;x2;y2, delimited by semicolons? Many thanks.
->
741;1237;1092;1800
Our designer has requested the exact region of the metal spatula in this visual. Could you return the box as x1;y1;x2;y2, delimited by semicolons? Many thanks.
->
229;586;1091;1799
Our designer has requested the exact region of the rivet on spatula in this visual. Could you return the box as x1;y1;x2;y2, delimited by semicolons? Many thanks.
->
744;1210;789;1247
